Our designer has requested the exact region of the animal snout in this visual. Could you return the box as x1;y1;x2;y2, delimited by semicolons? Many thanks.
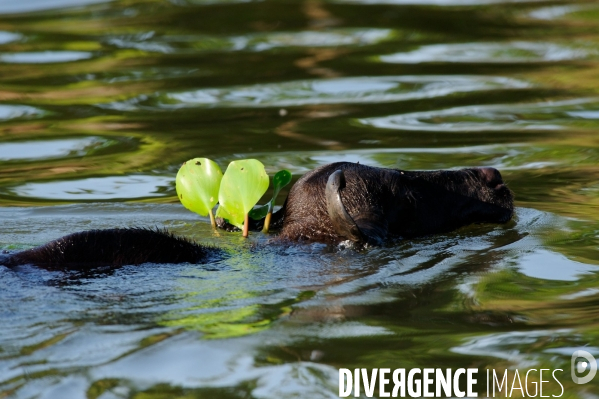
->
479;167;504;190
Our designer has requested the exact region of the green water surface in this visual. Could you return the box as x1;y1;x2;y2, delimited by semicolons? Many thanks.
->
1;0;599;398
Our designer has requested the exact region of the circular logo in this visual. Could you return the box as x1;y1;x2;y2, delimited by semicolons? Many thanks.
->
571;350;597;384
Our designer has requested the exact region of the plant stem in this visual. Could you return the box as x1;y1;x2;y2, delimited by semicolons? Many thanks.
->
209;209;216;228
243;213;249;237
262;212;272;233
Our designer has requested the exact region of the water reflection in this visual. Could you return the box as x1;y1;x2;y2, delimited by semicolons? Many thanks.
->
106;28;393;54
89;334;339;399
0;137;108;161
164;75;529;108
174;0;260;5
222;144;552;175
332;0;548;4
6;175;172;201
0;51;93;64
0;31;21;44
0;104;44;121
3;0;599;397
379;42;596;64
528;5;582;20
102;75;528;110
359;98;599;132
452;329;573;367
517;250;598;281
0;0;110;14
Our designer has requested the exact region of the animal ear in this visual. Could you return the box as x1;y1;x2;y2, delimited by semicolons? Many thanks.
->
325;170;388;246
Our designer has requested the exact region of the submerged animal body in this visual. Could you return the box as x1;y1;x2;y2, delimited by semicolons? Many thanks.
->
1;228;216;270
2;163;513;269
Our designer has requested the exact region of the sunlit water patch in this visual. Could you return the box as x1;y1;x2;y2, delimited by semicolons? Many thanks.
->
0;203;209;246
528;5;584;20
98;66;207;84
222;144;543;175
359;97;599;132
0;51;93;64
0;104;44;121
165;76;529;108
173;0;260;5
104;75;529;110
106;32;174;54
331;0;550;5
3;175;173;201
378;41;596;64
0;137;113;161
89;334;339;397
452;329;574;367
240;28;393;51
106;28;394;54
516;250;598;281
0;0;111;14
0;31;21;44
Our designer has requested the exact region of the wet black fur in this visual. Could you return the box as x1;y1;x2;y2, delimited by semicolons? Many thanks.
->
2;228;218;270
278;162;513;243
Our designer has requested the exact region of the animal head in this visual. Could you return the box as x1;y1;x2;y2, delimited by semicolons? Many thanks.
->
317;163;515;244
399;167;514;238
406;167;514;223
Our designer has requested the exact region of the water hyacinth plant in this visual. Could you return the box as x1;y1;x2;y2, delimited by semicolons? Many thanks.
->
175;157;223;228
177;158;292;237
216;159;269;237
249;169;292;233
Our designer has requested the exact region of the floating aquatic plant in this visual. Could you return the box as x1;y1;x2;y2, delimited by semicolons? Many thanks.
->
177;158;291;237
249;169;292;233
215;159;269;237
175;157;223;228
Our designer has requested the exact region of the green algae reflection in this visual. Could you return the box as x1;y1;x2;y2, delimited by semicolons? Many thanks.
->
160;288;316;339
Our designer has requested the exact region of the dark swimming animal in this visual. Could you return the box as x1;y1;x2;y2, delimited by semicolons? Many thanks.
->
1;228;216;270
274;162;514;245
2;162;513;269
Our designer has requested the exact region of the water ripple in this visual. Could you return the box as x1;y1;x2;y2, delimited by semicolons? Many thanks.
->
332;0;549;5
359;98;599;132
379;41;596;64
220;144;523;174
0;31;21;44
517;250;598;281
106;28;394;54
4;175;173;201
528;5;583;20
0;137;110;162
0;104;45;121
0;0;110;14
103;75;529;110
0;51;93;64
452;329;573;368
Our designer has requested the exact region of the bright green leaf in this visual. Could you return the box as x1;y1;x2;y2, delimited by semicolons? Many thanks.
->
218;159;269;229
175;158;223;219
248;169;292;220
215;203;234;224
270;169;292;212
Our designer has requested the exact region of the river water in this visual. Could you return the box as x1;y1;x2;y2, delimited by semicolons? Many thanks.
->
1;0;599;398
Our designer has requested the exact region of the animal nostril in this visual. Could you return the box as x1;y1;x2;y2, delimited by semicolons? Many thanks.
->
479;167;503;188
